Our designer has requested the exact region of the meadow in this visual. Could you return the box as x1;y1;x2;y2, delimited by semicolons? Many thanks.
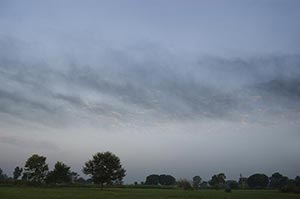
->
1;187;300;199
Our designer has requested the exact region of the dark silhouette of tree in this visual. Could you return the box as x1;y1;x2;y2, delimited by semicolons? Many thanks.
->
269;172;288;188
192;176;202;189
45;161;71;184
145;174;159;185
13;166;23;180
83;151;126;189
23;154;48;183
159;174;176;185
209;173;226;189
247;173;269;189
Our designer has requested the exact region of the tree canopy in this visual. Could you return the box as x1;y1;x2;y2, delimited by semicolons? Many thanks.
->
83;151;126;188
23;154;49;183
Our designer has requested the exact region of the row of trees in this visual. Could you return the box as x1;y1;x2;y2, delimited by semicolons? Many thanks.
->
0;151;126;188
141;172;300;191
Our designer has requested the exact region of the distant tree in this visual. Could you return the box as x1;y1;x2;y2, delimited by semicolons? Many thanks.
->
269;172;288;189
247;174;269;189
83;151;126;189
209;173;226;189
0;168;8;180
295;176;300;186
134;181;138;185
45;161;71;184
159;174;176;185
145;174;159;185
23;154;48;183
177;179;192;190
13;166;23;180
192;176;202;189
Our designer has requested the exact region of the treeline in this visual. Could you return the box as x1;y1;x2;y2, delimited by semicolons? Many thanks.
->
0;152;125;188
1;152;300;193
137;173;300;193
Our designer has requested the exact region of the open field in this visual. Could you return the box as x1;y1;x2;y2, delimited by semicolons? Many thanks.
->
1;187;300;199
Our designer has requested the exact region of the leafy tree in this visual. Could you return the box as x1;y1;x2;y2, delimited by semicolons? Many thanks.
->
177;179;192;190
247;173;269;189
192;176;202;189
145;174;159;185
209;173;226;189
269;172;288;188
159;174;176;185
83;151;126;189
45;161;71;184
24;154;49;183
13;166;23;180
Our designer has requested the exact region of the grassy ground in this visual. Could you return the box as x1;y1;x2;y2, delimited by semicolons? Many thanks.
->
1;187;300;199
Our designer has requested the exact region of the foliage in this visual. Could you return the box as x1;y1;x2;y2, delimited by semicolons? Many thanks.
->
45;161;72;184
159;175;176;186
192;176;201;189
83;151;126;188
177;179;192;190
209;173;226;189
269;172;288;189
23;154;49;183
145;174;159;185
247;174;269;189
13;167;23;180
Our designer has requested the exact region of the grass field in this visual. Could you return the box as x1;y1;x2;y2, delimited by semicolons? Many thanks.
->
1;187;300;199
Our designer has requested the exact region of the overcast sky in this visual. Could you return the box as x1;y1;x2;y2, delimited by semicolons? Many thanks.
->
0;0;300;183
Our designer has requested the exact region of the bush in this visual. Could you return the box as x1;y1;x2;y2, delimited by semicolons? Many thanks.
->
177;179;192;190
280;185;300;194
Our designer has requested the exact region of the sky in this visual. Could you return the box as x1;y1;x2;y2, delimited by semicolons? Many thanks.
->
0;0;300;183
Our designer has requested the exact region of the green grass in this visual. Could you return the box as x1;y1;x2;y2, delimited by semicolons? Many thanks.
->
0;187;300;199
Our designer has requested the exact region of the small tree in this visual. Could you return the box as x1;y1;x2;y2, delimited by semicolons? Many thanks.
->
24;154;48;183
46;161;71;184
83;151;126;189
13;166;23;180
177;179;192;190
192;176;202;189
209;173;226;189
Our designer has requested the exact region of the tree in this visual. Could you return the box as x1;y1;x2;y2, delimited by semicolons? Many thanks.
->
13;166;23;180
209;173;226;189
145;174;159;185
159;174;176;186
23;154;49;183
247;173;269;189
269;172;288;189
192;176;202;189
177;179;192;190
45;161;71;184
83;151;126;189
